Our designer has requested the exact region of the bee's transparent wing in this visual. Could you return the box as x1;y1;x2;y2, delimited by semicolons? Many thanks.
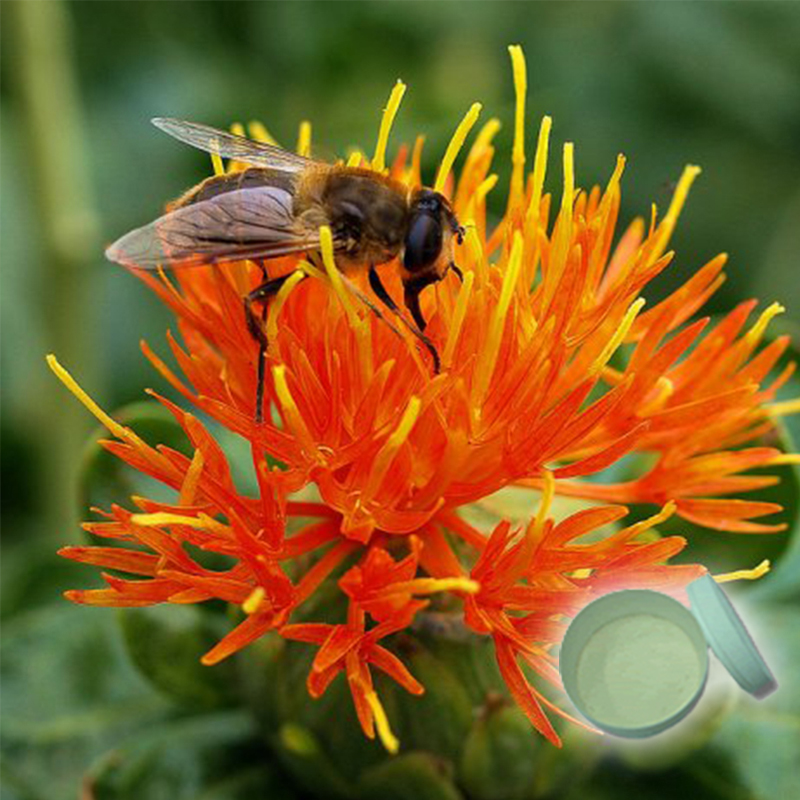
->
152;118;314;173
106;186;323;269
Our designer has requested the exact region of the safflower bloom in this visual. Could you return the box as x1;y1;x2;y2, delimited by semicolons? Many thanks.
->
50;47;798;751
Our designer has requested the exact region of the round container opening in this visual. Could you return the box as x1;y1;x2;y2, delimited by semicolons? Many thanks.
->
560;590;709;738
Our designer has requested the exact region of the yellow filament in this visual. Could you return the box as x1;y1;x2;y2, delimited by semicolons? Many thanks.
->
248;120;278;145
524;116;552;231
346;151;364;167
474;174;498;207
714;560;771;584
129;512;230;540
372;80;407;173
434;102;482;194
210;150;225;176
295;258;328;283
404;577;480;595
471;117;502;156
465;224;488;285
179;449;205;506
319;225;359;325
589;298;646;374
266;270;306;342
766;398;800;417
649;165;701;263
560;143;575;228
443;269;475;368
243;586;266;614
508;45;527;210
745;302;785;348
639;376;674;416
47;355;140;444
472;231;524;408
365;691;399;754
625;501;677;538
297;120;312;157
273;365;318;459
769;453;800;465
366;396;421;497
526;469;555;541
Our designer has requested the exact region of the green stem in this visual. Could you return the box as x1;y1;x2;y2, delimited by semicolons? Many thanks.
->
6;0;100;538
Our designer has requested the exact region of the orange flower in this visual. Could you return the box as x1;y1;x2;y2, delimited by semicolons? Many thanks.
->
50;46;797;749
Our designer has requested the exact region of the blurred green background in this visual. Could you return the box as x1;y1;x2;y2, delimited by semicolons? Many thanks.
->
2;2;799;799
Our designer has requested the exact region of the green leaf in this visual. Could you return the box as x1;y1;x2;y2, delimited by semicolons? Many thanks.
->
86;711;291;800
458;701;541;800
118;604;239;710
357;752;464;800
0;604;171;800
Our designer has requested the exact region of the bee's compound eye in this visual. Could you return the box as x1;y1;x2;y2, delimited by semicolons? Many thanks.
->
403;213;443;273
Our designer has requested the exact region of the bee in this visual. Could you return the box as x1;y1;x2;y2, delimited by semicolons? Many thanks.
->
106;118;465;422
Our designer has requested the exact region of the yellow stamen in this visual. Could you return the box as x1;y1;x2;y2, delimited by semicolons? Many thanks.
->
714;560;771;584
649;165;701;263
769;453;800;465
625;501;677;538
560;142;575;226
319;225;359;325
474;174;498;207
248;120;278;145
399;577;480;595
434;102;482;194
297;120;312;157
526;469;555;541
210;150;225;177
273;365;319;460
230;122;246;138
443;269;475;368
767;398;800;417
243;586;266;615
347;151;364;168
639;376;674;416
745;302;785;348
589;297;646;374
372;80;406;173
266;270;306;342
365;691;399;754
47;355;139;444
129;512;231;540
179;448;205;506
471;117;502;156
366;396;421;498
524;116;552;232
408;134;425;183
295;258;328;283
465;223;488;285
507;45;527;210
472;231;524;408
571;568;593;579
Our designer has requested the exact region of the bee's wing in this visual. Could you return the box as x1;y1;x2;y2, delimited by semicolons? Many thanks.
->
106;186;324;270
152;118;314;173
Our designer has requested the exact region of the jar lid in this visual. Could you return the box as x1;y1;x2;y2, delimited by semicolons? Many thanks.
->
686;574;777;699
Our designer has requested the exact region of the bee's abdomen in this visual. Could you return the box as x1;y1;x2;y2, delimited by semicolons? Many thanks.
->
172;168;296;209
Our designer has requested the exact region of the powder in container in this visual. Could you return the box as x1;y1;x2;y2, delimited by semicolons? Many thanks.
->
575;613;703;728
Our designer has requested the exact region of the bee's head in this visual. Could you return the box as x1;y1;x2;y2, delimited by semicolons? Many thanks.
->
400;189;464;335
402;189;464;282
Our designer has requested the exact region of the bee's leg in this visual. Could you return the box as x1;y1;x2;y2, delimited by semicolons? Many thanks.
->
244;273;306;423
368;266;441;374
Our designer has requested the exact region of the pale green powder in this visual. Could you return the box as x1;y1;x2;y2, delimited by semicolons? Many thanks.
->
576;613;703;728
